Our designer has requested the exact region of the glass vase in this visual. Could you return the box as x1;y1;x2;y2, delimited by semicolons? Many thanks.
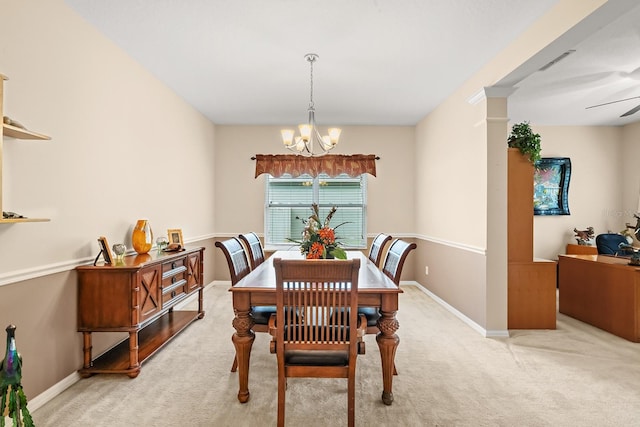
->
132;219;154;254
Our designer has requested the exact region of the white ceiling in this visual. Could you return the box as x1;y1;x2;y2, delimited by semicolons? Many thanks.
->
64;0;640;127
509;1;640;127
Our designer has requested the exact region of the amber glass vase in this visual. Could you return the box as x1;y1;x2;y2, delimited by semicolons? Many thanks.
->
132;219;154;254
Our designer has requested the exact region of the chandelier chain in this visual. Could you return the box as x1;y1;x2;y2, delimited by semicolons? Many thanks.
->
307;53;316;110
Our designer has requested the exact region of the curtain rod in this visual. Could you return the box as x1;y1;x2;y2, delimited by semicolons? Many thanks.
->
250;156;380;160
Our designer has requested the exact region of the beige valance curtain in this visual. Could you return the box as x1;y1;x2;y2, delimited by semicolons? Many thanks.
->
254;154;378;178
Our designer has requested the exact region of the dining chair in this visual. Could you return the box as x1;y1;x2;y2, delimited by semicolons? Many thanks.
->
382;239;417;285
215;237;273;372
238;231;265;270
215;237;250;285
359;239;417;335
368;233;392;268
269;258;366;427
361;238;417;341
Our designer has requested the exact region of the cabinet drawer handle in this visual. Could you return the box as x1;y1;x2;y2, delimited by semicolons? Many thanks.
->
171;276;176;284
171;262;177;269
171;290;176;298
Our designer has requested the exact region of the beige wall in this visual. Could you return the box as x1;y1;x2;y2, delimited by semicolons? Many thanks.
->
0;0;216;276
0;0;217;398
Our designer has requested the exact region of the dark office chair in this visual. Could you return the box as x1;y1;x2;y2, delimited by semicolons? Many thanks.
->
595;233;632;257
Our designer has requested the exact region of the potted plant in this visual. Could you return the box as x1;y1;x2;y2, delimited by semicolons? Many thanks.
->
507;121;541;163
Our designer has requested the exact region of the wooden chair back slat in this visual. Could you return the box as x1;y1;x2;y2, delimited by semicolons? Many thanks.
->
215;237;250;285
382;239;417;285
368;233;392;267
238;232;265;270
271;258;363;427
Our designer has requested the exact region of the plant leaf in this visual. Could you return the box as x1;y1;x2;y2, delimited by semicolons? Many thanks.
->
330;247;347;259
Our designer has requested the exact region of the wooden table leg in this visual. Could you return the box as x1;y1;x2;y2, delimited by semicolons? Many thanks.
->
80;332;93;378
232;296;256;403
376;308;399;406
127;330;141;378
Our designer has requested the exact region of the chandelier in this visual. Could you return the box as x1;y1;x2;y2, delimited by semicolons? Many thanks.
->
281;53;341;157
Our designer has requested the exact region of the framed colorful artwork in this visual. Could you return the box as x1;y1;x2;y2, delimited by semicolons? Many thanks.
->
534;157;571;215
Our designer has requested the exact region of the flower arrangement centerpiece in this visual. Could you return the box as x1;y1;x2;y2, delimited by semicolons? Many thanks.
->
289;203;347;259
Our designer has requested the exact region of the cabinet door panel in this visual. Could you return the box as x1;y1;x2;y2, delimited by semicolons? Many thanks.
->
186;252;202;292
139;266;161;322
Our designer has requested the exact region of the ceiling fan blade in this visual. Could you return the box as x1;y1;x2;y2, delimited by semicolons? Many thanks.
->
621;103;640;117
586;95;640;109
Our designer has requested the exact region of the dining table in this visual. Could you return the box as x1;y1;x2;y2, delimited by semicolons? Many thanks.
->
229;250;402;405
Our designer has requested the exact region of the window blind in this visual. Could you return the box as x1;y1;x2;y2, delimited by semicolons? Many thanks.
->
265;173;367;248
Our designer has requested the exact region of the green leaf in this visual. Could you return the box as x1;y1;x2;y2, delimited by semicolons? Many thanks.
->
330;247;347;259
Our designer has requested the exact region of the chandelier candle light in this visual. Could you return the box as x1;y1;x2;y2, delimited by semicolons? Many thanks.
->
281;53;341;157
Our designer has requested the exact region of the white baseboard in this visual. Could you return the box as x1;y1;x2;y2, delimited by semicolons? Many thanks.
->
405;281;509;338
27;370;82;413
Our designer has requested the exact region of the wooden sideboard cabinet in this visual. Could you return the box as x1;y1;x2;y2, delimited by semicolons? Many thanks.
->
77;247;205;377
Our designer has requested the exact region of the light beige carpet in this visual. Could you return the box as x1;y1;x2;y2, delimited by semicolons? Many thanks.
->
32;284;640;426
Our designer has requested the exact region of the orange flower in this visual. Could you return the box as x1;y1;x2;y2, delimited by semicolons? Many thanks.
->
318;227;335;245
307;242;324;259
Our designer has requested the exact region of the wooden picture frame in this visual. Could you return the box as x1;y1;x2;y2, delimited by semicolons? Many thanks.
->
97;236;114;264
534;157;571;216
167;229;184;245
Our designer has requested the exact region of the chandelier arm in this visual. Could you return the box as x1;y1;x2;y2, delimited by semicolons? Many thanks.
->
280;53;339;157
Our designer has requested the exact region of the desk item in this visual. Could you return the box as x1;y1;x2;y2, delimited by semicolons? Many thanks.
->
76;247;205;377
132;219;153;254
270;258;365;427
229;251;401;405
573;227;594;245
559;254;640;342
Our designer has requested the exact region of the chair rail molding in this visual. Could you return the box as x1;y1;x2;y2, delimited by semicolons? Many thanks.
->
415;233;485;255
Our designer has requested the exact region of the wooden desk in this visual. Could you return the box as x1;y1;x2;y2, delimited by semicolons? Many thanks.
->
229;251;402;405
558;254;640;342
565;243;598;255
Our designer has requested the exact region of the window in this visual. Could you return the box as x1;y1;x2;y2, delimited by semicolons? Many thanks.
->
265;173;367;248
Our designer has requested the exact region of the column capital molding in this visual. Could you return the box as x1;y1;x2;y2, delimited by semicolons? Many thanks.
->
467;86;517;105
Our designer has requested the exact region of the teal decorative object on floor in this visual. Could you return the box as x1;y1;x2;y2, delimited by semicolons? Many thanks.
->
1;325;34;427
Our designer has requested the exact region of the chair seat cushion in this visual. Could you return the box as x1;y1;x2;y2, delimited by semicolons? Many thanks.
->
285;350;349;366
358;307;380;326
252;306;276;325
